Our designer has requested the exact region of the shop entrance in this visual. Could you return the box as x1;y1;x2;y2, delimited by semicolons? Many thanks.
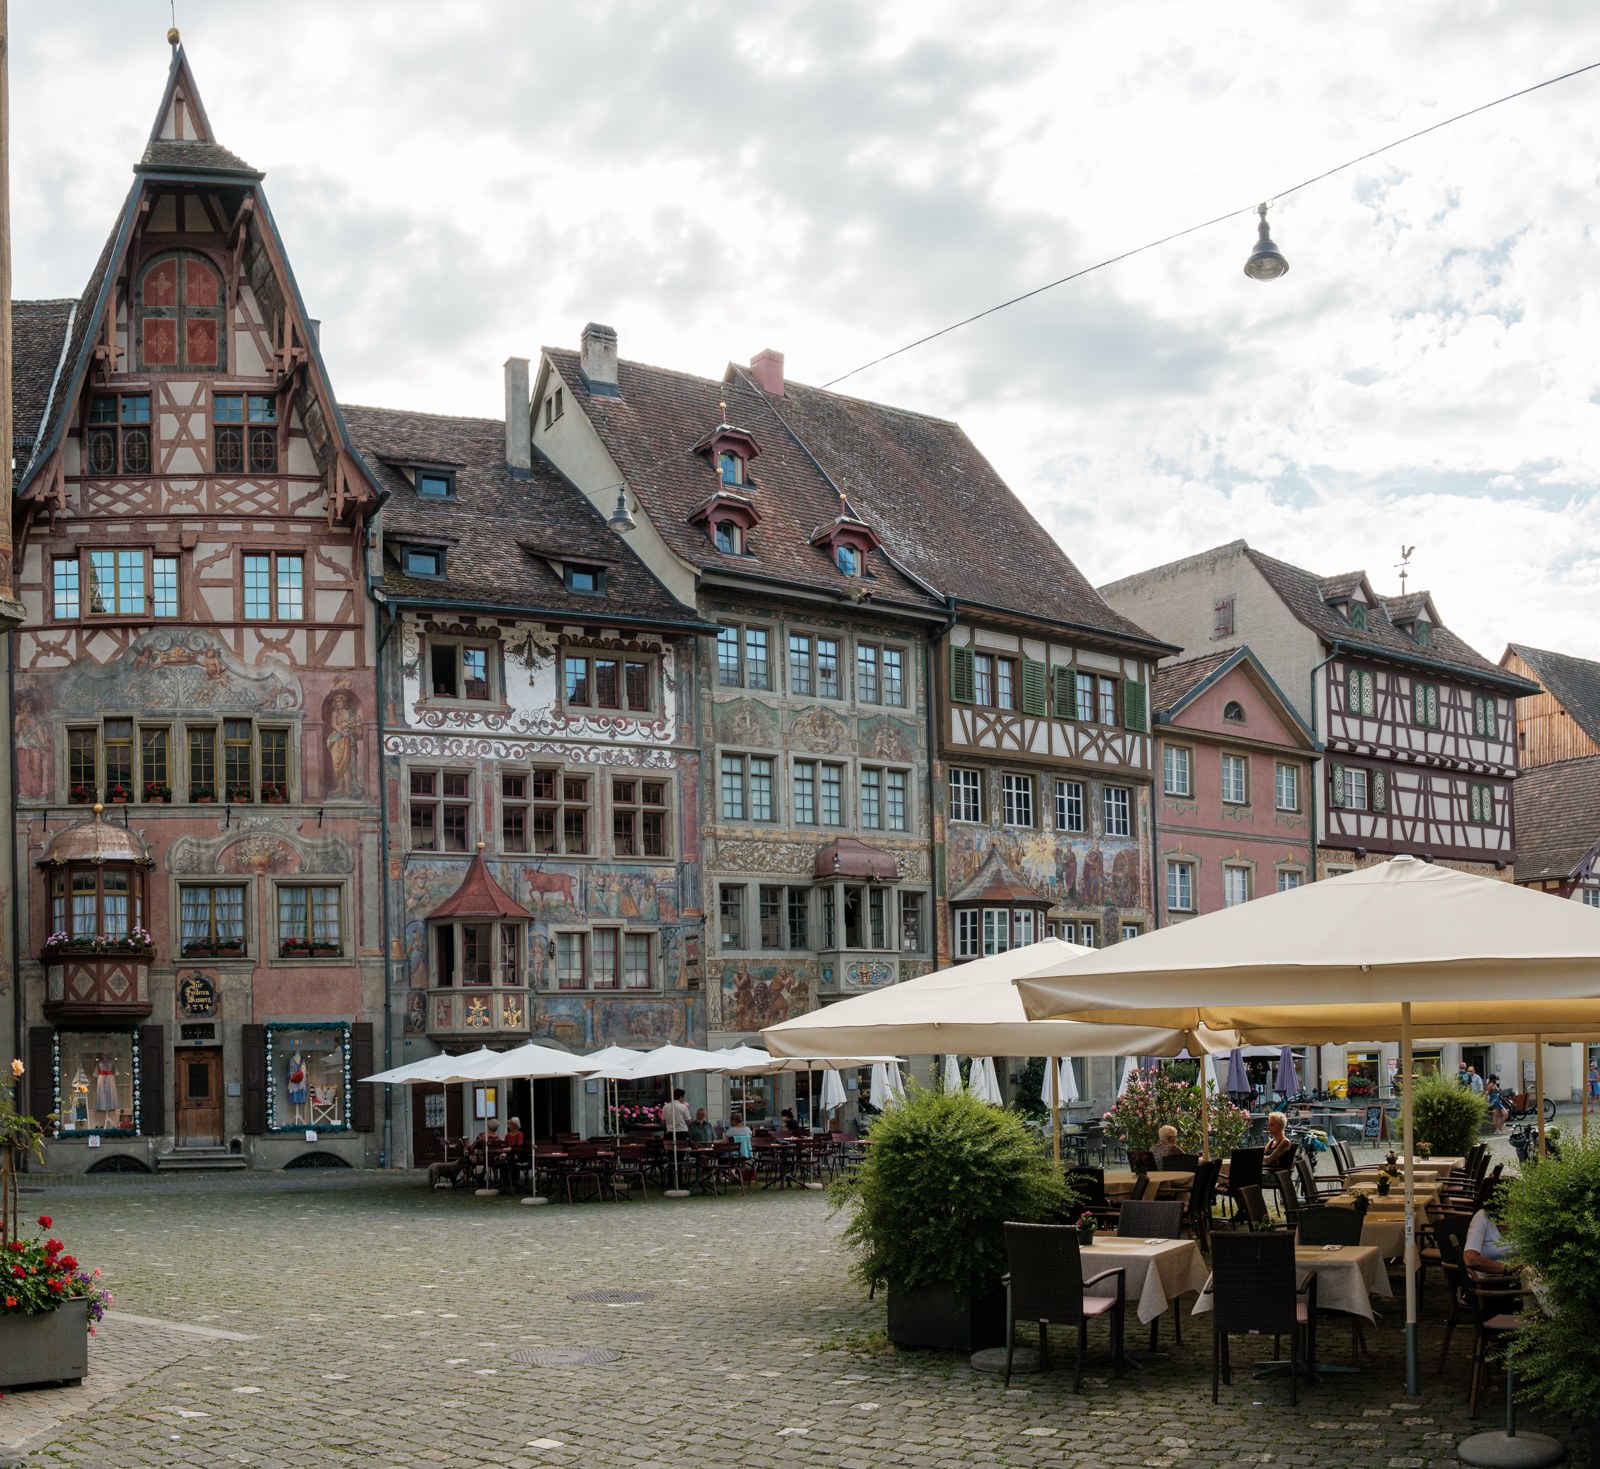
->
177;1049;223;1146
1461;1045;1492;1083
411;1082;462;1165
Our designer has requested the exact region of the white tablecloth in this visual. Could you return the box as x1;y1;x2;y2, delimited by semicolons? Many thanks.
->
1299;1217;1407;1257
1193;1243;1391;1322
1081;1238;1210;1324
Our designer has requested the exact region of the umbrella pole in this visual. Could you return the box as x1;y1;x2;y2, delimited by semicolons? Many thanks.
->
1535;1035;1546;1158
522;1082;546;1206
1401;1001;1418;1398
1051;1056;1060;1166
1199;1061;1211;1162
1584;1042;1590;1143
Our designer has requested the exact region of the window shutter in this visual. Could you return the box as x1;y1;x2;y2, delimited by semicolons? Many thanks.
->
1123;679;1148;732
242;1024;267;1134
1053;667;1075;720
352;1022;376;1132
1469;785;1482;823
1345;667;1359;713
27;1027;53;1125
1426;685;1438;728
1413;683;1425;726
1371;768;1388;813
1330;763;1346;808
950;645;975;704
1019;659;1048;717
1362;672;1376;717
139;1026;165;1136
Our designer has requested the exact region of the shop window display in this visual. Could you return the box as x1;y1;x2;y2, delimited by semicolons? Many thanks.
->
55;1029;139;1135
265;1021;351;1133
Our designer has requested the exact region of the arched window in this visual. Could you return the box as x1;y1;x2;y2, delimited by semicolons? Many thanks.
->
1223;700;1245;723
137;251;226;370
836;545;859;576
718;451;744;485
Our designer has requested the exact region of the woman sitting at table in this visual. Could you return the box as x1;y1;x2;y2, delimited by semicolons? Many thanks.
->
502;1117;524;1147
1150;1124;1181;1166
1262;1111;1294;1169
726;1111;753;1158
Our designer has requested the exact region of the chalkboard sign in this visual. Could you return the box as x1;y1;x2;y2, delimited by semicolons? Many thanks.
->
1364;1105;1384;1139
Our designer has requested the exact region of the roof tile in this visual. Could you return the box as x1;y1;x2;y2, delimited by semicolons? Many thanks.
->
1512;755;1600;882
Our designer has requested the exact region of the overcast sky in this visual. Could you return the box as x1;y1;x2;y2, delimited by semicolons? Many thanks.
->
15;2;1600;659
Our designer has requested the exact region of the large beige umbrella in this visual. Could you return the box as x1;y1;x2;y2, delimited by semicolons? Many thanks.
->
1014;854;1600;1395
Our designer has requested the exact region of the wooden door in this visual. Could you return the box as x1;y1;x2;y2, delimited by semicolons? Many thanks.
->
177;1049;223;1146
411;1082;462;1164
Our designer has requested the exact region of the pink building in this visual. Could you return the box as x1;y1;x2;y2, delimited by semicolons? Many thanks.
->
1151;648;1316;923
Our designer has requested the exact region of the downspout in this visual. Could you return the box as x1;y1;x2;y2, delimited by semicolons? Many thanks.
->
8;630;18;1113
1308;643;1344;882
374;584;399;1168
925;596;958;970
1149;720;1163;929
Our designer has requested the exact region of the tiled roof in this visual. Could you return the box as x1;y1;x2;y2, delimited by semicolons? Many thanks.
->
949;849;1045;904
343;404;706;627
428;850;532;921
1244;547;1536;693
1152;650;1234;711
544;348;1169;646
11;300;74;459
139;139;258;175
1317;572;1368;601
1504;645;1600;750
1381;591;1434;623
1512;755;1600;882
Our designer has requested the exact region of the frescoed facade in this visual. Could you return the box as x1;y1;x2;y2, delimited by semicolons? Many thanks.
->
1149;647;1316;923
10;49;385;1171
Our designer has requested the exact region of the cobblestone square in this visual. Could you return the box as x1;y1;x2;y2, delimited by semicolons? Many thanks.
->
1;1167;1588;1468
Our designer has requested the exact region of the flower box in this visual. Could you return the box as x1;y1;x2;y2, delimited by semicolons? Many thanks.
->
261;783;287;804
191;786;215;804
0;1297;88;1388
226;784;253;803
68;784;95;805
279;940;311;958
143;783;172;804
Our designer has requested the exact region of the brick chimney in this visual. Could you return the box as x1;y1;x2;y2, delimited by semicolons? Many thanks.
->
750;348;785;397
580;322;620;398
503;357;530;477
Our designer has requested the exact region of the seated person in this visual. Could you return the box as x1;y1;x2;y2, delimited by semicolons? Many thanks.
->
502;1117;525;1147
781;1108;804;1135
1465;1196;1514;1276
687;1107;714;1143
1262;1111;1294;1169
1150;1124;1181;1166
726;1111;753;1158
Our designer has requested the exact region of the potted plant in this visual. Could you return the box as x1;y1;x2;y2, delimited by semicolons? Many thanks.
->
1376;1173;1391;1197
1411;1072;1489;1156
104;928;153;956
143;782;171;804
215;937;244;957
191;784;215;804
829;1083;1076;1352
226;783;252;803
1417;1140;1433;1161
1349;1187;1372;1216
106;782;132;804
68;783;95;805
280;936;312;959
1102;1062;1251;1160
0;1212;113;1388
261;782;287;804
1074;1209;1097;1247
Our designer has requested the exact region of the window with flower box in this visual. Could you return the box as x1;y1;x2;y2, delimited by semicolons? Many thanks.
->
276;885;343;958
180;884;247;958
46;866;148;954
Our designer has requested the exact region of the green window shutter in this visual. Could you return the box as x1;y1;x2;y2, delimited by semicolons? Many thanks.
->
1020;658;1048;717
1413;683;1426;726
1053;666;1075;720
1330;763;1346;808
1489;701;1499;739
1362;672;1375;717
1346;667;1359;713
1123;678;1148;732
1371;768;1388;813
950;645;975;704
1469;784;1482;823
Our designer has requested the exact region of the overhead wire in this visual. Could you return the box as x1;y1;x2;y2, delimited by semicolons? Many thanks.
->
820;59;1600;390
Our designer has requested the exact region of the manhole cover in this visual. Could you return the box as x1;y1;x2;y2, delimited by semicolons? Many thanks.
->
509;1347;622;1367
568;1290;657;1304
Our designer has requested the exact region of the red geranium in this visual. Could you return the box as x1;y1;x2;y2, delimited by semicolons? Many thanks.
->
36;1216;50;1229
3;1297;13;1308
59;1256;78;1272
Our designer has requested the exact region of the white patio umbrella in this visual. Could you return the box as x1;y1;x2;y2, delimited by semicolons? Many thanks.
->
579;1045;647;1140
819;1066;848;1125
869;1061;908;1110
358;1048;500;1177
941;1053;963;1093
452;1042;596;1202
620;1044;738;1196
1015;854;1600;1399
1058;1058;1079;1104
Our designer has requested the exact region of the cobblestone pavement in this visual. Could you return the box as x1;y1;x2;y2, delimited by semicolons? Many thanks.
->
6;1138;1589;1468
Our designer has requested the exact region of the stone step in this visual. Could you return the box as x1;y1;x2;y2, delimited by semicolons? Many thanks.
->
156;1150;250;1171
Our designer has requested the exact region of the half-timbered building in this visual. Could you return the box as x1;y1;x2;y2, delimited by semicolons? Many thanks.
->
10;47;385;1171
351;392;713;1159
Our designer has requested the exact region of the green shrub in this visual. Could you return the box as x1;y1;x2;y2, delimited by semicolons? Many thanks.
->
1502;1135;1600;1420
1012;1057;1049;1121
828;1082;1077;1297
1410;1073;1487;1155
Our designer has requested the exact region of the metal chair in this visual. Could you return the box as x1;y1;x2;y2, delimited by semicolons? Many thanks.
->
1001;1222;1125;1391
1208;1232;1318;1405
1296;1206;1364;1246
1183;1157;1223;1253
609;1144;650;1204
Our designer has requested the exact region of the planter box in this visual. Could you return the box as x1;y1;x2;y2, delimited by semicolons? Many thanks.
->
886;1282;1006;1352
0;1297;88;1387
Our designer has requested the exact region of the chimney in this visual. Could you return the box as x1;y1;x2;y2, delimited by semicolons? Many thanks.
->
749;348;785;397
503;357;531;477
580;322;620;398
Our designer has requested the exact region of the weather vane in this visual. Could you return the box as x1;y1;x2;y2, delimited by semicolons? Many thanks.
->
1395;545;1415;594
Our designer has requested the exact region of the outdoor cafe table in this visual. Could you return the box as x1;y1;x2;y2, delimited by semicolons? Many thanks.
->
1299;1215;1408;1258
1103;1170;1196;1198
1081;1236;1211;1324
1193;1243;1391;1322
1326;1185;1442;1213
1345;1162;1460;1185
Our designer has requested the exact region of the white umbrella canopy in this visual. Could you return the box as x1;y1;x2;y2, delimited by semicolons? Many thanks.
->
1058;1058;1079;1104
464;1042;597;1080
941;1053;963;1093
360;1050;484;1085
710;1045;778;1075
819;1068;848;1112
625;1044;738;1077
981;1056;1004;1105
750;1053;904;1073
761;939;1239;1057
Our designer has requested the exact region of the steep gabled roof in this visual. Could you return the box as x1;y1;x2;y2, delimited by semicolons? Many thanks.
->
1503;646;1600;749
345;404;709;628
542;347;1170;647
11;300;75;461
1511;756;1600;883
1151;645;1316;747
1152;650;1234;710
949;849;1045;905
1243;547;1537;695
427;850;532;921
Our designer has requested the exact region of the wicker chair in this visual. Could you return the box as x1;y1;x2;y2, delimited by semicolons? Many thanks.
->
1065;1166;1118;1228
1222;1147;1265;1219
1208;1232;1318;1405
1160;1151;1201;1173
1001;1222;1125;1391
1436;1214;1533;1418
1234;1183;1272;1230
1183;1158;1223;1252
1118;1198;1185;1348
1295;1153;1340;1205
1270;1169;1300;1232
1296;1206;1364;1247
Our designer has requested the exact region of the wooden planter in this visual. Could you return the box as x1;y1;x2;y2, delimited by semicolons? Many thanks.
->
886;1282;1006;1352
0;1298;88;1387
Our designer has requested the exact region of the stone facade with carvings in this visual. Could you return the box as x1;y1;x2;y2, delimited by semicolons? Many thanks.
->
11;49;385;1172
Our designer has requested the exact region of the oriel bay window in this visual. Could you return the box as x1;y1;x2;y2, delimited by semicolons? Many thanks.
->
277;885;342;957
181;885;246;957
436;921;521;986
51;866;144;943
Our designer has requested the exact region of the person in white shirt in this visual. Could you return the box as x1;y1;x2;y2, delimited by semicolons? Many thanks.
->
1466;1067;1484;1094
661;1088;691;1136
1465;1205;1512;1275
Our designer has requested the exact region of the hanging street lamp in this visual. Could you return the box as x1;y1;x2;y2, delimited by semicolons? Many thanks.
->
1243;202;1289;280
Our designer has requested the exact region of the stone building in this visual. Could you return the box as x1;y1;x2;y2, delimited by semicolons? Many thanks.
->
11;48;385;1170
348;394;712;1161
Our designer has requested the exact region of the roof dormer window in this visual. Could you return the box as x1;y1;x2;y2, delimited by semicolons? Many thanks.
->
1349;602;1367;631
418;471;455;499
403;547;444;578
714;522;743;556
565;565;605;595
836;545;860;576
718;451;744;486
1414;620;1433;647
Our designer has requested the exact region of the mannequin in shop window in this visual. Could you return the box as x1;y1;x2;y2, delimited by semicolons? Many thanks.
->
94;1052;120;1125
287;1051;308;1124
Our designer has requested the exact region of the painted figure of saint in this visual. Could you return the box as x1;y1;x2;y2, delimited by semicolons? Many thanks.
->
326;692;361;799
94;1052;120;1114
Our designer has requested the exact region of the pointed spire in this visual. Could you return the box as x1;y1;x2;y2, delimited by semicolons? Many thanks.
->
149;41;215;145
